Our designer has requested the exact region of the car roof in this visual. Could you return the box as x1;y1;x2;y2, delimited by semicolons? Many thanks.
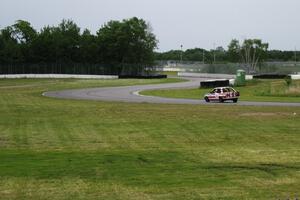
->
213;87;233;89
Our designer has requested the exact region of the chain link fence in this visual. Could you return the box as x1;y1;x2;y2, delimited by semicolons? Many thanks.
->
156;61;300;74
0;63;153;76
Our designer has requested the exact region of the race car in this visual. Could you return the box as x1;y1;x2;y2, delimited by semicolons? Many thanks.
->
204;87;240;103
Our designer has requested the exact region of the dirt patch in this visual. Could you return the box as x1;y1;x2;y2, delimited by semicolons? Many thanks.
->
286;87;300;95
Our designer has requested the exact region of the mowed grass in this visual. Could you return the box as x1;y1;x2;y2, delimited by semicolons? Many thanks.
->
140;79;300;103
0;78;300;199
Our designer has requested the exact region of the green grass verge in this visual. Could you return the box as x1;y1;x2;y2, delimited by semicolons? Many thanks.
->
0;78;300;199
0;77;184;90
140;79;300;103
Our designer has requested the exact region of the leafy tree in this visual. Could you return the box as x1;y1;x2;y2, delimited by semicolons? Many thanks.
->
227;39;268;72
56;19;81;62
11;20;37;44
155;48;212;63
212;46;227;63
241;39;269;72
97;17;157;65
31;19;81;63
184;48;206;62
267;50;296;61
155;50;183;61
10;20;37;62
31;26;54;62
0;20;36;64
227;39;240;63
0;26;23;63
79;29;97;63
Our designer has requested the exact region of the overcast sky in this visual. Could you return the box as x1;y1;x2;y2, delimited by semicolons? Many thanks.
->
1;0;299;51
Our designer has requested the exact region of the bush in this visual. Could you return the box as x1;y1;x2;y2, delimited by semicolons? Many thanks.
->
284;76;292;86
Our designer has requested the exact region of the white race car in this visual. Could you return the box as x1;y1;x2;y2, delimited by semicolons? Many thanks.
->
204;87;240;103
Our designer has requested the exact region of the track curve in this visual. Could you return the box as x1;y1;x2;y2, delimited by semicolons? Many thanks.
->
43;77;300;107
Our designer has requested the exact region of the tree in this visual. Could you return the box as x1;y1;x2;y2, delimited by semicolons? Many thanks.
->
97;17;157;65
11;20;37;62
155;48;212;63
31;19;81;63
56;19;81;62
0;26;23;63
0;20;37;64
227;39;268;73
31;26;56;62
240;39;268;73
213;46;227;63
11;20;37;44
184;48;206;61
227;39;240;63
79;29;97;63
155;50;183;61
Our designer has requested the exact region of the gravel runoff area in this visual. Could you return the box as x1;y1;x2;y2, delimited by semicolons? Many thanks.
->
43;77;300;107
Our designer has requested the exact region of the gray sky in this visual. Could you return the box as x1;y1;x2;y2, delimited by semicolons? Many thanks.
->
1;0;299;51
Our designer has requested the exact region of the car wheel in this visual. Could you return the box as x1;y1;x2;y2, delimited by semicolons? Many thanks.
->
219;97;224;103
204;97;210;102
233;99;238;103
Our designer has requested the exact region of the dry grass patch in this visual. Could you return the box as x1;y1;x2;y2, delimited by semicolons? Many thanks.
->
239;112;295;117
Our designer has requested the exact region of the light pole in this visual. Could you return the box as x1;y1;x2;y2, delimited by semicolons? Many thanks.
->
202;49;205;64
180;45;183;63
213;43;216;64
295;46;297;64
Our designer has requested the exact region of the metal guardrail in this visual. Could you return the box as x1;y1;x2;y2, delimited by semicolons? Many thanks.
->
178;72;235;79
0;74;119;79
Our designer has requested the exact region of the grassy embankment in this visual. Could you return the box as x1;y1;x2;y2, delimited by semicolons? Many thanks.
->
0;78;300;199
141;79;300;103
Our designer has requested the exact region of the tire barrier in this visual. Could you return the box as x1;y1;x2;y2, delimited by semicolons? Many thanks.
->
253;74;289;79
200;79;230;88
119;75;167;79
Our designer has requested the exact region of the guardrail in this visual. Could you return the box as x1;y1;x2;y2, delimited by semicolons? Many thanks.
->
178;72;235;79
0;74;119;79
178;72;253;80
291;75;300;80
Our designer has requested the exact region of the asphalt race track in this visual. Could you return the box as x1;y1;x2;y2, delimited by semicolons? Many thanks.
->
43;77;300;107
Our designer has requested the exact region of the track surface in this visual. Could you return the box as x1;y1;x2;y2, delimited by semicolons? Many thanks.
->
44;77;300;107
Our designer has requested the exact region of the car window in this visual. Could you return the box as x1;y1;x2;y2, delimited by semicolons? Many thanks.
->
217;89;221;93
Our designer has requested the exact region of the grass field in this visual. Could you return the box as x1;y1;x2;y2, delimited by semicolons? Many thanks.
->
0;78;300;199
140;79;300;103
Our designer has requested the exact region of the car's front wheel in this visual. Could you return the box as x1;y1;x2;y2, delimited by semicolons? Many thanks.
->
204;97;210;102
219;97;224;103
233;98;238;103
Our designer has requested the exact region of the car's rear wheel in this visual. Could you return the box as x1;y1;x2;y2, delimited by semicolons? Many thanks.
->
204;97;210;102
233;98;238;103
219;97;224;103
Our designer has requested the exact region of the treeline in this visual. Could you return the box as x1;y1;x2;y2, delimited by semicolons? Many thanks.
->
1;18;297;75
0;18;157;75
155;47;298;63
